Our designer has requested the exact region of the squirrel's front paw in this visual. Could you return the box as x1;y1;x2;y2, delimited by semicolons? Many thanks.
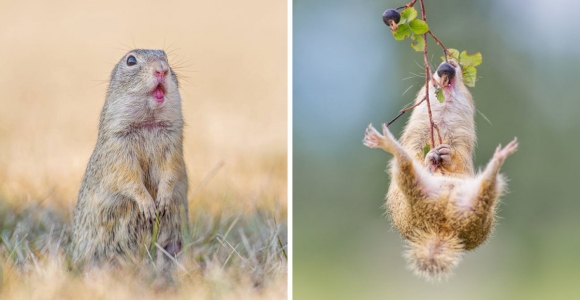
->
138;198;156;221
425;144;451;172
156;194;172;216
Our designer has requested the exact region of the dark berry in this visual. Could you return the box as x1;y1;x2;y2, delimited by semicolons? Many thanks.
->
436;62;456;81
382;9;401;27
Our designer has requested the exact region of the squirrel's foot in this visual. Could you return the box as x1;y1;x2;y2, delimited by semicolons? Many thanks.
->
493;137;518;164
138;198;156;221
425;144;451;172
482;137;518;178
363;123;396;153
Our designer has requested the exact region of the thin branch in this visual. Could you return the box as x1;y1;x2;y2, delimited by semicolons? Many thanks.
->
420;0;435;148
396;0;417;10
428;30;451;61
390;0;451;148
396;0;451;64
433;123;443;145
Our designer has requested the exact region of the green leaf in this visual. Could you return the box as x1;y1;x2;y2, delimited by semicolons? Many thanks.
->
435;88;445;103
410;35;425;52
423;144;431;159
462;66;477;87
459;51;482;67
400;7;417;23
409;20;429;35
441;48;460;62
438;49;482;87
393;24;411;40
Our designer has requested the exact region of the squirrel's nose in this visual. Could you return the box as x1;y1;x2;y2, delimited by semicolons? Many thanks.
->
152;60;169;82
154;68;168;82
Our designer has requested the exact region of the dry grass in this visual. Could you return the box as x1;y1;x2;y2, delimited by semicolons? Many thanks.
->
0;0;287;298
0;201;287;299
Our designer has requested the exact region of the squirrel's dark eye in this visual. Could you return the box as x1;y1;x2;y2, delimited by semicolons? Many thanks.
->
126;55;137;66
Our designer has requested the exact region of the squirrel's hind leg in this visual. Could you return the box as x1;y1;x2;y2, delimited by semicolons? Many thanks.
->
469;138;518;215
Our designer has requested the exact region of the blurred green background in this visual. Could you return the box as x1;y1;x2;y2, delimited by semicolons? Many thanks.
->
293;0;580;299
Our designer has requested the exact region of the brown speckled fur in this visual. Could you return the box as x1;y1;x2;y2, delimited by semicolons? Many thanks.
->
364;60;517;280
72;50;188;269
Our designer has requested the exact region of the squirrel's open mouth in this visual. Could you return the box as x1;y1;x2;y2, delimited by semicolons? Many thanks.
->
152;83;166;103
440;74;454;89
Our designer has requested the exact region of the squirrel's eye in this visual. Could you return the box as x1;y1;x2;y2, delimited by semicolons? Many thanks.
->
126;55;137;66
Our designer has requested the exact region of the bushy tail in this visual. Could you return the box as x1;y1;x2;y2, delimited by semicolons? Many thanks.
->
403;231;464;281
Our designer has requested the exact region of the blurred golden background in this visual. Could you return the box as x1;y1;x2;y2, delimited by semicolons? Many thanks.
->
0;0;287;216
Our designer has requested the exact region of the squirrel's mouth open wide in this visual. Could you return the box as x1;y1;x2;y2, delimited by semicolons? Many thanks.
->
152;84;166;103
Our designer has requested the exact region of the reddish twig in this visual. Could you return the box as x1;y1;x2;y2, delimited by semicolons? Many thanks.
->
419;0;435;148
428;30;451;61
433;123;443;145
396;0;417;10
398;0;450;62
390;0;451;148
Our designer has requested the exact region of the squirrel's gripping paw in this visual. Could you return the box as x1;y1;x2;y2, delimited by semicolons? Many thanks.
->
157;194;172;216
138;198;157;221
425;144;451;172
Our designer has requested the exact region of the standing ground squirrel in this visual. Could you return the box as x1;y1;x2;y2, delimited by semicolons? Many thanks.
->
363;60;518;280
72;50;188;268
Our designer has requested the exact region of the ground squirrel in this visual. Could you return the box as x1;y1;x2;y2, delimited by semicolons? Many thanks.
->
363;60;518;280
72;49;188;268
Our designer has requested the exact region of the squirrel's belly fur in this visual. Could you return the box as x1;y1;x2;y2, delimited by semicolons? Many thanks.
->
73;126;188;266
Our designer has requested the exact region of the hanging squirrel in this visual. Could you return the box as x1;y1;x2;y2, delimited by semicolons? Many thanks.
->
363;60;518;280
